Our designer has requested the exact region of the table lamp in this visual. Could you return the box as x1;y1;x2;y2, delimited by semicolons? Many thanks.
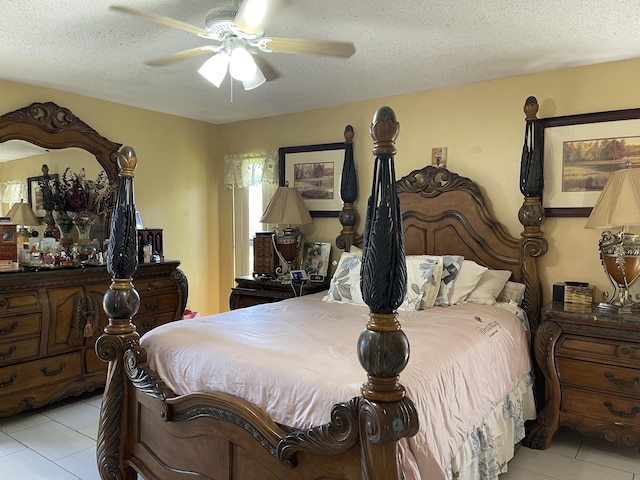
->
259;186;312;278
7;199;40;244
585;164;640;313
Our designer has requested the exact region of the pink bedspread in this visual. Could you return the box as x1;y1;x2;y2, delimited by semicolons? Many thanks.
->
141;293;531;480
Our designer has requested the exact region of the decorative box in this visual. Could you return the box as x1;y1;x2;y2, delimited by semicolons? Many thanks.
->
553;282;594;304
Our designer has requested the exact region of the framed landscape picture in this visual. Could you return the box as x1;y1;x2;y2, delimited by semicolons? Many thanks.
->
279;142;345;217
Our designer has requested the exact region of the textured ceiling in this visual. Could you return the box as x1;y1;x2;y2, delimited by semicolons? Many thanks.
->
2;0;640;125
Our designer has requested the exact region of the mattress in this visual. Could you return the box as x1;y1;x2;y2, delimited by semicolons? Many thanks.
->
141;292;534;480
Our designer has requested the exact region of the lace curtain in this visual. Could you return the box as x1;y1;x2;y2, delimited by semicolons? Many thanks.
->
0;180;27;216
224;150;279;189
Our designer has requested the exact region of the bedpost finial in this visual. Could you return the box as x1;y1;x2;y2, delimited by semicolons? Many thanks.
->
524;96;539;121
370;106;399;156
116;146;137;178
344;124;354;143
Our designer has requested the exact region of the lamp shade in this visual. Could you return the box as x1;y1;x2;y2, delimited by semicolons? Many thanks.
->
585;167;640;229
260;187;312;226
7;200;40;227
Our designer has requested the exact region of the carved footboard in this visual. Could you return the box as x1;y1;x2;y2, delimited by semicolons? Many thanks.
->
96;107;417;480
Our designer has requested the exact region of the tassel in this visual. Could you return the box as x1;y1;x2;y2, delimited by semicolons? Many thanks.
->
83;320;93;337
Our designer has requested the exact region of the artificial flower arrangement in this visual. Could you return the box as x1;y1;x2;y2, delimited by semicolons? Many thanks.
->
40;168;116;215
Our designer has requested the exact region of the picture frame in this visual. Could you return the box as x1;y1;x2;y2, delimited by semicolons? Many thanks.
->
539;108;640;217
279;142;345;218
27;173;58;218
301;242;331;278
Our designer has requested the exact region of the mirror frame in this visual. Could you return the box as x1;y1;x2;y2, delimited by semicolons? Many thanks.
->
0;101;121;184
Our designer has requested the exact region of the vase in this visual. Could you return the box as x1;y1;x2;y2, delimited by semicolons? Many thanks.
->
73;211;98;245
53;210;76;245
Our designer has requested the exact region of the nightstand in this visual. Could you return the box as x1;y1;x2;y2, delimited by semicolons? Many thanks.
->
524;302;640;450
229;275;329;310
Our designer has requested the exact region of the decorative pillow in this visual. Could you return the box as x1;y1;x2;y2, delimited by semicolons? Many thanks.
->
466;269;512;305
450;260;488;305
434;255;464;307
323;252;366;305
400;256;443;311
496;281;526;306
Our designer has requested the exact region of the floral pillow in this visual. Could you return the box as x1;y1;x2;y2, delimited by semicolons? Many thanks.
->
400;256;443;311
434;255;464;307
323;252;366;305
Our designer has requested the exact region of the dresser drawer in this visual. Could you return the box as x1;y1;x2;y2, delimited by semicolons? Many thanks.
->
557;357;640;395
0;291;40;314
137;277;177;293
138;293;179;315
135;312;180;335
85;348;108;374
0;338;39;366
0;314;41;339
557;334;640;364
0;352;82;394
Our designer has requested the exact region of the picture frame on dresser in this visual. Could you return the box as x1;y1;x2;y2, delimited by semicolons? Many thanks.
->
278;142;345;218
540;108;640;217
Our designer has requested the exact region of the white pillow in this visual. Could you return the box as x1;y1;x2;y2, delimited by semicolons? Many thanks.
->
323;251;366;305
466;269;512;305
400;256;443;310
450;260;488;305
435;255;464;307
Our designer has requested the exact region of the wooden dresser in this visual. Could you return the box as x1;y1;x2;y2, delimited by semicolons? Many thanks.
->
524;302;640;450
0;260;187;417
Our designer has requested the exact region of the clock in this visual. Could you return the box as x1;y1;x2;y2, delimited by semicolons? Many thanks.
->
0;224;17;262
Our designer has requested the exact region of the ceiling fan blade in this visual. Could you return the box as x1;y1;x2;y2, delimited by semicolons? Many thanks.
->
234;0;284;35
253;55;281;81
146;46;220;67
263;38;355;58
110;5;208;36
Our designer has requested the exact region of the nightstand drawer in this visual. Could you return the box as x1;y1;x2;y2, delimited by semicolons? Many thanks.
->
557;357;640;394
557;334;640;364
562;386;640;427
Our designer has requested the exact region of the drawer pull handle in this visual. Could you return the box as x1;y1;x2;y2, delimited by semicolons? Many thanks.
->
603;401;640;418
40;363;66;377
605;373;640;390
144;300;160;311
0;374;16;388
0;298;7;308
0;345;17;360
146;281;158;291
0;322;18;336
142;319;159;331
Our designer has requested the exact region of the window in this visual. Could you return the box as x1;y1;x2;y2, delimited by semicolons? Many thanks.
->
224;150;278;278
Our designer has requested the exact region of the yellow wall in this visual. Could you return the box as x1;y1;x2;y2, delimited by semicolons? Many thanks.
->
0;80;219;314
3;56;640;315
217;57;640;309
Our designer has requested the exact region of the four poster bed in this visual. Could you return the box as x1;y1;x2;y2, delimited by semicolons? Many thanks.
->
97;104;547;479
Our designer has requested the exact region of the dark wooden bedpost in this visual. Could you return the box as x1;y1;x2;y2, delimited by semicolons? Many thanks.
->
517;96;548;335
336;124;362;251
96;146;140;480
358;106;419;478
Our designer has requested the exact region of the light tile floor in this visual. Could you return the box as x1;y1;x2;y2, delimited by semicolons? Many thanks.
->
0;392;638;479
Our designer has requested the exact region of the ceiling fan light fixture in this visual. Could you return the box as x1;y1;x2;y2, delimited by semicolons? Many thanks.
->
198;51;230;87
242;67;266;90
229;45;258;81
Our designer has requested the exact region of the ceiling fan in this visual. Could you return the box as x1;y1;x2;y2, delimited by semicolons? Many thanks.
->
111;0;356;91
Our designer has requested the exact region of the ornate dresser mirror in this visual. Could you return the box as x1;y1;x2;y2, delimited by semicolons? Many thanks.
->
0;102;122;242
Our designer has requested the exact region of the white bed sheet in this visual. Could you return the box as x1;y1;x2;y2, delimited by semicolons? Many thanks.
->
141;293;533;480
